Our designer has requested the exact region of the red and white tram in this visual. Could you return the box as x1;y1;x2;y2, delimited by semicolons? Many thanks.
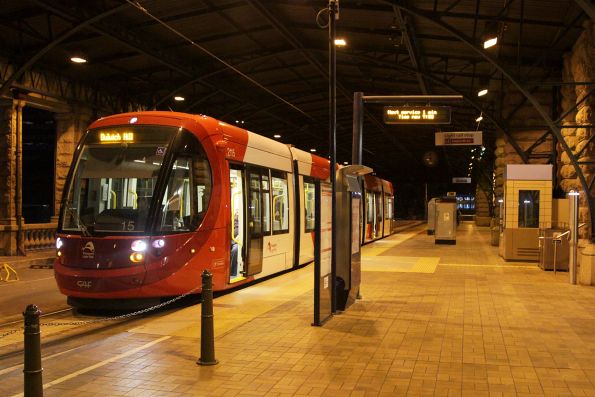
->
53;111;393;307
362;175;394;243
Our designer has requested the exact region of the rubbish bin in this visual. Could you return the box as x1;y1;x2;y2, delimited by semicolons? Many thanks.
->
538;228;569;271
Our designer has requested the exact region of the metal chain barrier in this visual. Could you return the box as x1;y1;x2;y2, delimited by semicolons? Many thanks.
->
0;284;202;339
0;328;21;339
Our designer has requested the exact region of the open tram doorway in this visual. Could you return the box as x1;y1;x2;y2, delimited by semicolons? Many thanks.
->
22;107;56;223
230;167;246;282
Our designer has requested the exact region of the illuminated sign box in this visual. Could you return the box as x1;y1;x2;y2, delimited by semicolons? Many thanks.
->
435;131;482;146
452;177;471;184
383;106;451;124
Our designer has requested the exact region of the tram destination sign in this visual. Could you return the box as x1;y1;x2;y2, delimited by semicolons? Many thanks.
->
383;106;451;124
435;131;483;146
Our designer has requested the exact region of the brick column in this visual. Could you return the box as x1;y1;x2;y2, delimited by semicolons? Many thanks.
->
0;98;25;255
53;107;94;222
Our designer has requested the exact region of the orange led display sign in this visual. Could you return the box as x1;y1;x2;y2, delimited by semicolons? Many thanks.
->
383;106;451;124
99;131;134;143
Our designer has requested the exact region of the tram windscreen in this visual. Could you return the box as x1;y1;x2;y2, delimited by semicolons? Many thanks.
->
61;126;176;233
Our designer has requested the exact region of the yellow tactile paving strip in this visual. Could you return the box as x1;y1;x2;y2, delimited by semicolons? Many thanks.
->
362;255;440;273
5;222;595;397
362;229;440;273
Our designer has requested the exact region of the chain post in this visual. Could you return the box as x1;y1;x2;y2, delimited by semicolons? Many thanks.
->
197;270;218;366
23;304;43;397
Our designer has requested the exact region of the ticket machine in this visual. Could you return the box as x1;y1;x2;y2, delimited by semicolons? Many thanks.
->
335;165;372;311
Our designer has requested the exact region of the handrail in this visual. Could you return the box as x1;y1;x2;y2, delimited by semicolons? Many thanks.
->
129;190;138;209
110;190;117;208
231;191;242;245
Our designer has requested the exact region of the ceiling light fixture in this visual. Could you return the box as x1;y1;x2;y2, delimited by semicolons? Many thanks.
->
482;21;499;49
310;148;317;153
477;77;489;97
484;37;498;49
475;115;483;122
273;134;281;139
70;56;87;64
334;38;347;47
174;96;185;101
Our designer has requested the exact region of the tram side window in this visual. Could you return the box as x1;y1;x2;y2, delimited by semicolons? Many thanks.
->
271;171;289;234
262;173;271;234
193;156;211;228
249;172;262;236
366;192;374;224
158;157;192;232
385;196;393;220
375;193;383;223
304;179;315;232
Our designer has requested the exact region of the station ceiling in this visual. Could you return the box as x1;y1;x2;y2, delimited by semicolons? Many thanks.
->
0;0;589;186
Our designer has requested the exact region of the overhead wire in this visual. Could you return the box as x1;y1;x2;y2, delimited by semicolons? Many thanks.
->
125;0;314;121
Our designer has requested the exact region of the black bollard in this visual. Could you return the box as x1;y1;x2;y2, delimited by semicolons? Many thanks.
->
23;304;43;397
197;270;218;365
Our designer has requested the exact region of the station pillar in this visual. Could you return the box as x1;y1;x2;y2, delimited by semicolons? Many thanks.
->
0;98;25;255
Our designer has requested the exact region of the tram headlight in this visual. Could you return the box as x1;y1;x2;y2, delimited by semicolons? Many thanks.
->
130;252;145;263
56;237;63;250
152;239;165;248
131;240;147;252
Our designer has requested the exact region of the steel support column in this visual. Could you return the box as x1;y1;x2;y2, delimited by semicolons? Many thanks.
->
387;1;594;240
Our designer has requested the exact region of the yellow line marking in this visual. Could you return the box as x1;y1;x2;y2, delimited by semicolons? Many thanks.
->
362;256;439;273
0;263;19;282
9;336;170;397
438;263;538;269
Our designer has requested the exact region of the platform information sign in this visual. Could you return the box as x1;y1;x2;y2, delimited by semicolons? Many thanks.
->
383;106;451;124
313;181;333;326
452;177;471;183
435;131;482;146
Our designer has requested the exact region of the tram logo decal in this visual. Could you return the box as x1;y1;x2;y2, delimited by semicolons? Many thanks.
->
267;242;277;253
82;242;95;259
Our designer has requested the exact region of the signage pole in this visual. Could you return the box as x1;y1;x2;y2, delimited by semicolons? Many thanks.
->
329;0;338;314
352;92;363;165
569;191;579;285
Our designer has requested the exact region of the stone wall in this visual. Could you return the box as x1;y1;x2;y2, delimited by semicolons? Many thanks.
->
475;186;491;226
492;132;553;216
559;21;594;240
53;108;94;220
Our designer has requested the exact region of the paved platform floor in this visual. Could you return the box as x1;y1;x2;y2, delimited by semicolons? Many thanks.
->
3;222;595;396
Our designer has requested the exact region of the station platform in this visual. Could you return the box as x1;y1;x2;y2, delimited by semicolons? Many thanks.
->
3;222;595;396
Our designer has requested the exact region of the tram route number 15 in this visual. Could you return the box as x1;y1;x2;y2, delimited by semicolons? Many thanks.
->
121;221;135;231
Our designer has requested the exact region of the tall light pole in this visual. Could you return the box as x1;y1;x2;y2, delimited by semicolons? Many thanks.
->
328;0;338;313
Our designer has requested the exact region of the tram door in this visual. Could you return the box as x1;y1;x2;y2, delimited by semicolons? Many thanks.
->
245;167;264;275
229;168;246;281
375;192;383;239
365;191;375;241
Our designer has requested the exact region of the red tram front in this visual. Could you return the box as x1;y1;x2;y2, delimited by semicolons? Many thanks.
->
54;112;329;308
